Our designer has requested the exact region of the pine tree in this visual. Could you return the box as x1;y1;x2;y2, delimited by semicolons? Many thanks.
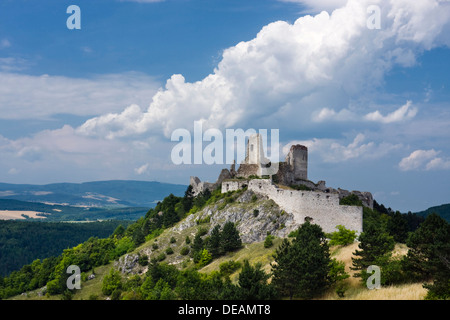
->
191;231;204;263
220;222;242;253
351;223;395;280
208;225;222;257
236;260;276;300
182;185;194;212
271;221;331;299
387;211;408;243
404;213;450;299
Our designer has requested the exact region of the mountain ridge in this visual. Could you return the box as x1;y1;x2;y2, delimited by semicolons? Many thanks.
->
413;203;450;223
0;180;187;208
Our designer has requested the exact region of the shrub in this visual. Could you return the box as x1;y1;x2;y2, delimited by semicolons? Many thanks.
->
138;254;149;266
156;252;166;262
197;249;212;268
326;225;357;246
339;194;362;206
264;234;275;248
219;260;242;277
374;255;407;286
328;259;349;297
165;247;174;255
290;184;312;191
197;227;208;237
253;209;259;217
180;247;190;256
225;196;235;204
196;216;211;224
288;229;298;238
170;236;176;243
102;268;123;296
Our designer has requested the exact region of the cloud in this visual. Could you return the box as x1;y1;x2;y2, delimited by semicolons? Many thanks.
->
76;0;450;141
134;163;150;175
8;168;19;175
398;149;440;171
312;107;358;122
0;124;179;183
0;72;160;120
364;101;418;123
277;0;349;13
0;57;29;72
284;133;402;163
425;157;450;170
312;100;418;123
0;39;11;49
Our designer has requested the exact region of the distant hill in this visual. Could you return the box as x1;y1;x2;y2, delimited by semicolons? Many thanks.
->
414;203;450;223
0;180;187;208
0;199;151;221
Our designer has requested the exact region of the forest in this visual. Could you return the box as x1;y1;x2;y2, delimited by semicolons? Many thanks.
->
0;220;132;276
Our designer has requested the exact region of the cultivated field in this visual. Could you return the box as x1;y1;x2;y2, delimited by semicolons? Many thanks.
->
0;210;48;220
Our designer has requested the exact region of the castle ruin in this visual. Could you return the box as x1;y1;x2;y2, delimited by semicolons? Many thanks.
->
190;133;372;234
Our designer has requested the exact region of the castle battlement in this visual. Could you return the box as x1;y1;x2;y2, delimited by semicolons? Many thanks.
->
246;179;362;234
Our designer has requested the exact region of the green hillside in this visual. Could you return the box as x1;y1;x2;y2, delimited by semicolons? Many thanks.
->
2;186;449;301
0;220;133;276
414;203;450;223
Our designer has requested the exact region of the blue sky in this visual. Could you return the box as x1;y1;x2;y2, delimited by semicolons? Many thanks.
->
0;0;450;213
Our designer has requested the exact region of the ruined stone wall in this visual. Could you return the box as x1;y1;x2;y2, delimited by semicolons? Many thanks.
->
221;180;249;193
247;179;363;234
236;163;260;178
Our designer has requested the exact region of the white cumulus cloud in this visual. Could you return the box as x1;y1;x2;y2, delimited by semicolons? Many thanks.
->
0;72;160;120
312;101;418;123
365;101;418;123
77;0;450;140
426;157;450;170
398;149;440;171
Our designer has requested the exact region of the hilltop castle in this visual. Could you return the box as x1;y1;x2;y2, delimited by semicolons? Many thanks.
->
190;134;372;234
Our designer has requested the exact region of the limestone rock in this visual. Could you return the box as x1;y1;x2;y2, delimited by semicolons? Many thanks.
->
115;253;139;274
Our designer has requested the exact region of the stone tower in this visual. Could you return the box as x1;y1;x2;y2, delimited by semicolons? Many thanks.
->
285;144;308;180
245;134;270;166
236;133;270;178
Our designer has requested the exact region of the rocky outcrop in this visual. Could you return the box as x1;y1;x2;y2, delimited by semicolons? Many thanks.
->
114;253;139;274
175;190;297;243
